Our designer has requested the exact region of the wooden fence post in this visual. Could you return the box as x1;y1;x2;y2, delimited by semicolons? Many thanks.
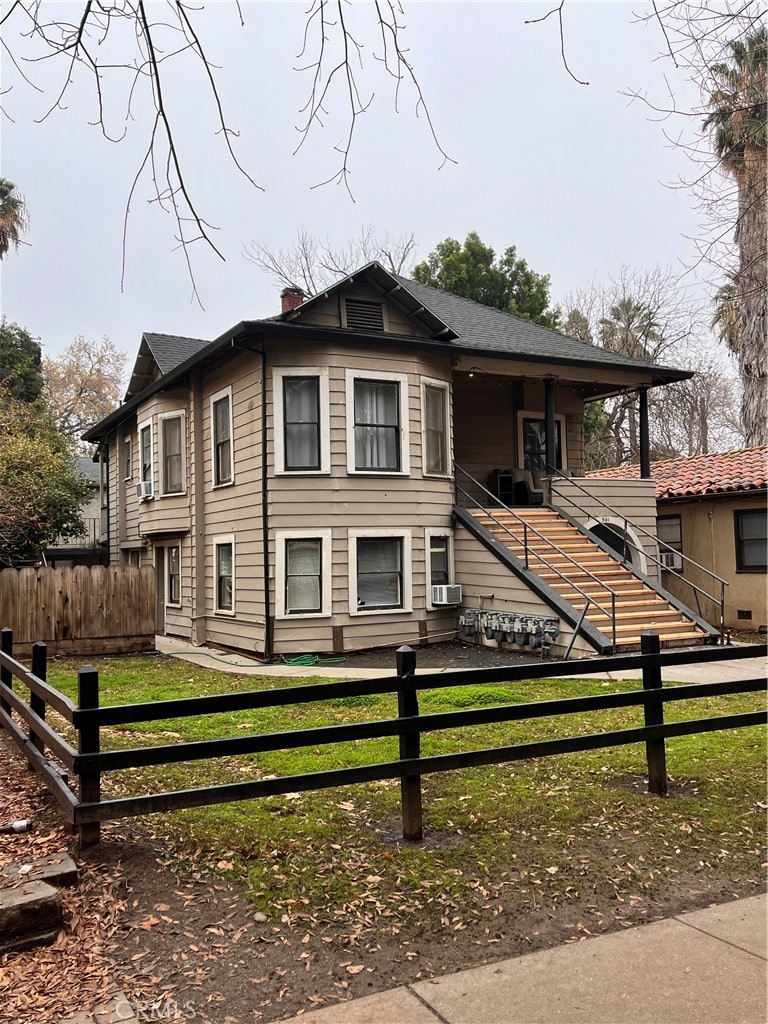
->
396;644;423;841
77;665;101;848
641;631;668;796
29;641;47;756
0;628;12;718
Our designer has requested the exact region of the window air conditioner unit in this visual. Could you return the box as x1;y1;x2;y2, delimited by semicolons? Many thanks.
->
660;550;683;571
136;480;153;500
432;584;462;606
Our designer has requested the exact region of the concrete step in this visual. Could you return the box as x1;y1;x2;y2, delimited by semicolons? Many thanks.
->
2;851;78;889
0;879;63;955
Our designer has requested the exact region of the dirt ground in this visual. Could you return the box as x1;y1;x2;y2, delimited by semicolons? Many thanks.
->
1;736;766;1024
306;638;558;671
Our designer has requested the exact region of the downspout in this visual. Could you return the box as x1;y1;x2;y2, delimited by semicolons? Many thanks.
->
261;348;272;660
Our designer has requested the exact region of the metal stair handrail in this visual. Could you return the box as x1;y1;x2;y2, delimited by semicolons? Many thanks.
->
455;466;618;650
547;469;726;636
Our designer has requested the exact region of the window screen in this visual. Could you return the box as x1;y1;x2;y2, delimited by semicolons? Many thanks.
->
356;537;402;609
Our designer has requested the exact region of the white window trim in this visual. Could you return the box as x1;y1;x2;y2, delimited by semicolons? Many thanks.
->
123;434;133;481
213;534;236;615
158;410;187;497
348;528;412;616
420;376;452;477
273;367;331;475
137;418;154;494
425;528;454;611
516;410;569;471
345;369;410;476
275;528;332;619
210;385;235;488
165;543;182;608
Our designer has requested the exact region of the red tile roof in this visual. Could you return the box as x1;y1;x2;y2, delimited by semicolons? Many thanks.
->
588;446;768;500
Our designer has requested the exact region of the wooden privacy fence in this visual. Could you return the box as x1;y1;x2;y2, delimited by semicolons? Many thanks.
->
0;626;766;849
0;565;155;656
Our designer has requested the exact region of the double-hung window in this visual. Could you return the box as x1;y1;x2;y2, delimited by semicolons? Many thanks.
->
167;545;181;606
346;370;409;474
273;368;330;474
275;530;332;617
138;420;153;495
160;412;185;495
211;388;233;487
657;515;683;573
349;530;412;614
123;436;133;480
425;529;453;609
422;379;449;475
734;509;767;571
214;537;234;613
284;378;320;470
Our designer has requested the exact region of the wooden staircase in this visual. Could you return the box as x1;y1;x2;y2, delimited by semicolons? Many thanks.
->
469;506;712;651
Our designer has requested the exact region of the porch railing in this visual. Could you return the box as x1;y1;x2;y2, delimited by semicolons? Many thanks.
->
547;470;727;639
455;466;618;651
51;517;102;549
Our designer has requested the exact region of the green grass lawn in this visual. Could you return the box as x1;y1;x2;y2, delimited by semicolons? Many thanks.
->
38;654;768;936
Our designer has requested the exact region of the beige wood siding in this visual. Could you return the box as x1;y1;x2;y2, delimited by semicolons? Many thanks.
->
296;283;433;338
454;525;596;658
266;338;456;654
135;387;191;536
453;376;585;499
550;477;660;583
201;351;266;652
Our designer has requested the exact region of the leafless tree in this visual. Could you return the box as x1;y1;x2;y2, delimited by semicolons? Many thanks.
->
530;2;766;444
1;2;449;304
244;226;417;296
564;267;742;467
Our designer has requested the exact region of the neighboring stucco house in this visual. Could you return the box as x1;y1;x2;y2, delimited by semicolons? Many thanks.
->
45;456;108;567
83;263;721;659
590;447;768;633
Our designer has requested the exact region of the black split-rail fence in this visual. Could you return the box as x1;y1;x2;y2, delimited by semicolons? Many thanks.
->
0;626;765;849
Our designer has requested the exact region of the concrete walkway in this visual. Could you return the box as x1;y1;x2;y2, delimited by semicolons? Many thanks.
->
155;635;767;684
289;894;768;1024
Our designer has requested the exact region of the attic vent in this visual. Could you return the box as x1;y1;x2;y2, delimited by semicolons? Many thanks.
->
345;299;385;333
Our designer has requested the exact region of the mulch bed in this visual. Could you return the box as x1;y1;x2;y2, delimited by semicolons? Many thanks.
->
1;736;765;1024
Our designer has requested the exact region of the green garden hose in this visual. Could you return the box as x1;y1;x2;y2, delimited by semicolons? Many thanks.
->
283;654;347;667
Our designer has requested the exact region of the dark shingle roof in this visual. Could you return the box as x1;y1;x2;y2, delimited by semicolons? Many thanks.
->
143;333;210;374
393;275;679;375
75;456;100;485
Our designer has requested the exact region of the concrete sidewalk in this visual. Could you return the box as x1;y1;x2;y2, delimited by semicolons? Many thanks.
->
155;635;767;685
290;894;767;1024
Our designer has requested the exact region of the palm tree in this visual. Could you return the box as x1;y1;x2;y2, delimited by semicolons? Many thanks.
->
711;277;740;356
704;29;767;445
598;298;661;461
0;179;29;259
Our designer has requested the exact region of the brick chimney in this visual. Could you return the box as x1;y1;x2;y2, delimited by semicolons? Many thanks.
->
281;286;306;314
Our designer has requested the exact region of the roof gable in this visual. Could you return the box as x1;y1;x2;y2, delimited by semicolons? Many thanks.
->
282;262;457;341
126;332;209;399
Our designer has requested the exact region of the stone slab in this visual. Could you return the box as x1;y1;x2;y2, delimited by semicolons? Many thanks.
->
60;992;138;1024
674;894;767;960
2;851;78;888
0;879;62;951
412;916;767;1024
290;988;441;1024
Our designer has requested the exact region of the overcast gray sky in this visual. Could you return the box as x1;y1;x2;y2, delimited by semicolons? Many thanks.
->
1;1;711;363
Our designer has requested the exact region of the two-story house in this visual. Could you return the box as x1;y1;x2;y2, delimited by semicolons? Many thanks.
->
83;263;722;659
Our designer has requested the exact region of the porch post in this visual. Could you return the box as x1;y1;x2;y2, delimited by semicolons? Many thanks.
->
544;379;556;474
639;388;651;478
